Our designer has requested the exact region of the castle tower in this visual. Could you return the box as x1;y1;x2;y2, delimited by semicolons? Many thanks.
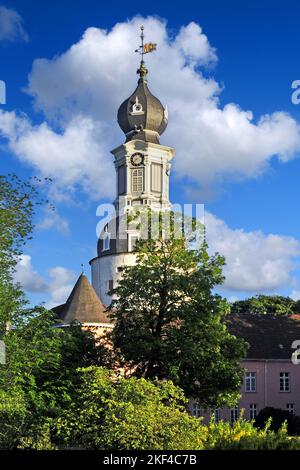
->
90;27;174;305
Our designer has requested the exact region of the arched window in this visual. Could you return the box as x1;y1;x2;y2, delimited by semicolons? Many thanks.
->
103;235;110;251
102;224;110;251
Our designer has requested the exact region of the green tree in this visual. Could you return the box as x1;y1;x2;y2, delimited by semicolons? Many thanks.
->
231;295;296;316
0;309;101;449
0;174;49;328
0;173;104;449
56;366;206;450
108;216;246;408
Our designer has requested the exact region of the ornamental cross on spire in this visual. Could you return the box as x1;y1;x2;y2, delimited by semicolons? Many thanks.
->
135;25;157;79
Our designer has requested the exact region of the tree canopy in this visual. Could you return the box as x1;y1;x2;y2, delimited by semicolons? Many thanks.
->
231;295;298;316
0;174;50;327
108;214;246;408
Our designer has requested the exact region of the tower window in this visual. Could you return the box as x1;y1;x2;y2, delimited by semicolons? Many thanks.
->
105;280;114;291
132;168;144;193
102;224;110;251
103;235;110;251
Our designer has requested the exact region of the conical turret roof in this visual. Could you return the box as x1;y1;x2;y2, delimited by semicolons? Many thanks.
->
54;274;110;324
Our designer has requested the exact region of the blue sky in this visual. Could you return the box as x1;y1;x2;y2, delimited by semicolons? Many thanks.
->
1;0;300;306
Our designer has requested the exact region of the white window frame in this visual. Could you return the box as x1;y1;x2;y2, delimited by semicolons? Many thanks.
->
191;403;201;418
230;405;239;424
245;372;256;392
280;372;290;392
132;168;144;193
212;409;220;423
249;404;257;420
286;403;295;415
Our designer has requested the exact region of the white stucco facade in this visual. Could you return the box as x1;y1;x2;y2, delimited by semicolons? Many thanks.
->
91;252;136;306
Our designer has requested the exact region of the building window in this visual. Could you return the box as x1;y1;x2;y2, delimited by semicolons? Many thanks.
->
249;404;257;420
129;235;139;252
102;224;110;251
212;409;220;423
230;406;239;424
245;372;256;392
287;403;295;415
132;168;144;193
105;280;113;291
280;372;290;392
191;403;201;418
103;235;110;251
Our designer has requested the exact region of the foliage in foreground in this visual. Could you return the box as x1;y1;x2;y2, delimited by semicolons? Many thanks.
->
255;407;300;435
0;309;101;449
55;367;205;450
54;367;300;451
205;418;300;450
1;363;300;450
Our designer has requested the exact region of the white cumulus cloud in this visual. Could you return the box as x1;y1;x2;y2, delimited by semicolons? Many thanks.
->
14;255;77;307
0;17;299;198
46;266;76;307
0;111;115;200
206;212;300;292
20;16;300;195
14;255;48;292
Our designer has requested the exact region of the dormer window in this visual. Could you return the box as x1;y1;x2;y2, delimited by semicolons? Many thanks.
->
130;96;144;115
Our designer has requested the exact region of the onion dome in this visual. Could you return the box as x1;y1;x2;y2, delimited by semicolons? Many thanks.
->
117;61;168;144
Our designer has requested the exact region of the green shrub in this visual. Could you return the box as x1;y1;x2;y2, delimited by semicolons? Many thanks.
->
0;389;27;449
17;419;56;450
55;367;207;450
255;407;300;435
204;416;300;450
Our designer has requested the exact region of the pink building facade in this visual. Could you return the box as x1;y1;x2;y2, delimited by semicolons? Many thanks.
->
191;314;300;423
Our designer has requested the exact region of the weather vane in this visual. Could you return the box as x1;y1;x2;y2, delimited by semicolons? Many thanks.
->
135;25;157;79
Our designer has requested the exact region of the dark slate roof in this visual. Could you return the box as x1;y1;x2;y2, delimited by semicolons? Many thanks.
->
117;76;167;144
227;313;300;360
52;274;110;324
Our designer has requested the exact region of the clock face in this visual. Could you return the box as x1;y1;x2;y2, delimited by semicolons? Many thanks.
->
131;152;144;166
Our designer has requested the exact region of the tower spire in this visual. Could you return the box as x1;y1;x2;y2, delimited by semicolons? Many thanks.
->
135;25;157;81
